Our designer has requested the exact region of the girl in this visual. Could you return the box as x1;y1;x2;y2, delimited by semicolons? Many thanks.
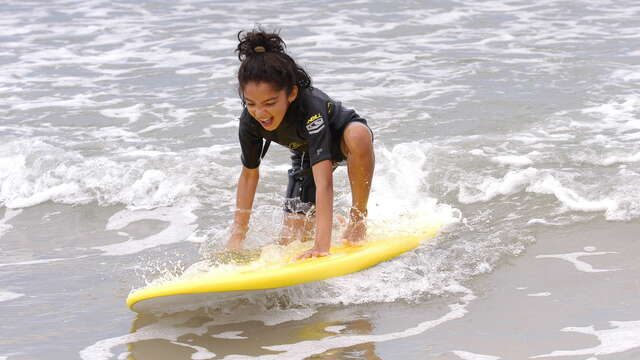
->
226;28;375;259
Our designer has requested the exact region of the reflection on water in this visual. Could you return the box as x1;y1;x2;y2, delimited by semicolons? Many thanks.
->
127;306;381;359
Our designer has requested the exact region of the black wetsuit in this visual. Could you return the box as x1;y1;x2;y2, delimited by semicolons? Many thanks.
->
238;87;371;214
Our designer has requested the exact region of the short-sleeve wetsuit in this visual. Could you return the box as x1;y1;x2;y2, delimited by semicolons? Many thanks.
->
238;87;372;214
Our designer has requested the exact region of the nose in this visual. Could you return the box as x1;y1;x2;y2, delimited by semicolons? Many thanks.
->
255;107;269;120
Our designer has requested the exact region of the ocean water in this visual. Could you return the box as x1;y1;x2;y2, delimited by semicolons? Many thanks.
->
1;0;640;359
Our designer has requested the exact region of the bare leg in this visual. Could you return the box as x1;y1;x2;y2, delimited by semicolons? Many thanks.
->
340;123;375;245
279;213;315;245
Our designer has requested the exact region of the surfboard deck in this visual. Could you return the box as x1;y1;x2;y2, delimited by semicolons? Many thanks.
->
127;221;442;313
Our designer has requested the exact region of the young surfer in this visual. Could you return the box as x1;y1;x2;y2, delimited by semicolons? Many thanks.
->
226;28;375;259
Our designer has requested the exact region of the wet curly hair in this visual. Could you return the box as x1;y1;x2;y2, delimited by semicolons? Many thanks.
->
236;27;312;100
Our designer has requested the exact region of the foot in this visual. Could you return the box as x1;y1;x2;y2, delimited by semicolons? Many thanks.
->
341;219;367;246
296;245;330;260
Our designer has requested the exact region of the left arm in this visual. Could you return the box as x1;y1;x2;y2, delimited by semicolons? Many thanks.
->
299;159;333;258
297;93;337;259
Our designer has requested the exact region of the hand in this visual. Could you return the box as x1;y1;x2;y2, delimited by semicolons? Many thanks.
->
296;245;330;260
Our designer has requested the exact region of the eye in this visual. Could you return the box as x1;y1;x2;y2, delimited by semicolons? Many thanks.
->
265;102;276;106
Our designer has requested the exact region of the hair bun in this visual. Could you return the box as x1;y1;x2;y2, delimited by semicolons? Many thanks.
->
236;27;286;61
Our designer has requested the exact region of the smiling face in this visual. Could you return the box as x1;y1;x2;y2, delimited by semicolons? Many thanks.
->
243;81;298;131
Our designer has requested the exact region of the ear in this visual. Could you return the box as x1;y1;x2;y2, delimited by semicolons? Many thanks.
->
287;86;299;103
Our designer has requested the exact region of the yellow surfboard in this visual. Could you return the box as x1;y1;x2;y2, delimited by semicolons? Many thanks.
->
127;221;442;313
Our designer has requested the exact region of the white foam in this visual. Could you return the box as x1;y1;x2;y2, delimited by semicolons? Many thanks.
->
612;68;640;82
203;120;238;131
6;183;85;209
598;152;640;166
490;155;533;167
581;95;640;136
94;200;198;256
452;350;501;360
99;104;145;124
459;168;538;203
0;291;24;302
533;320;640;358
42;210;61;222
0;208;21;239
527;175;617;213
536;251;621;273
368;143;461;226
459;169;621;218
527;219;552;226
175;68;203;75
324;325;347;334
212;331;247;340
424;9;474;25
527;292;551;297
118;169;193;209
0;140;222;210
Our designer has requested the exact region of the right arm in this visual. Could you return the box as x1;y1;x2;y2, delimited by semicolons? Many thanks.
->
227;166;260;250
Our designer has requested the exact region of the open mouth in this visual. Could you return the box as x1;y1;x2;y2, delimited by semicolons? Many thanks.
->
258;117;274;128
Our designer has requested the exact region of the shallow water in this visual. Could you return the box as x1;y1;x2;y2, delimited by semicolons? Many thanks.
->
1;0;640;359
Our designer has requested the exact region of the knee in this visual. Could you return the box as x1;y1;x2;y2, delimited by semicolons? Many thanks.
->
343;123;373;158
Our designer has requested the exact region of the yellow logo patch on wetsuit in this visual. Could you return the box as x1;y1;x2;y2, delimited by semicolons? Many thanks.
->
306;113;322;124
306;114;325;135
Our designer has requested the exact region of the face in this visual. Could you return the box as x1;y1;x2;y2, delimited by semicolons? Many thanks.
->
243;81;298;131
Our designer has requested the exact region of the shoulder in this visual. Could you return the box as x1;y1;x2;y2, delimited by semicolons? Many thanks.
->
239;108;256;129
297;88;334;124
298;87;332;109
238;108;261;138
239;107;253;123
